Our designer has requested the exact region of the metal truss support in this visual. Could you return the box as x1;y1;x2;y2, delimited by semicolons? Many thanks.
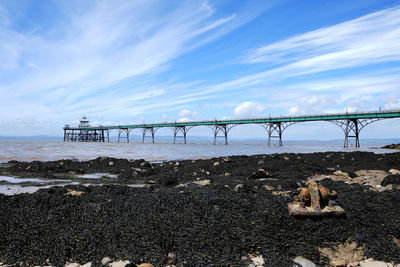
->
117;128;131;143
260;122;295;146
330;118;381;148
172;126;192;144
142;127;157;144
209;124;235;145
106;129;112;142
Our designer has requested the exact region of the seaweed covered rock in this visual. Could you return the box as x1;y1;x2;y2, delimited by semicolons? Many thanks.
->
381;174;400;186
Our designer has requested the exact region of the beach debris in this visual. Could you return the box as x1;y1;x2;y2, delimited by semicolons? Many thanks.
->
288;181;344;216
293;256;316;267
389;169;400;175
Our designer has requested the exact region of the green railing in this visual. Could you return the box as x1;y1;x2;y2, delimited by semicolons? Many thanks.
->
64;110;400;130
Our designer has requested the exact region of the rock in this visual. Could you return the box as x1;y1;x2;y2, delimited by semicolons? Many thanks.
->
251;255;265;266
146;180;156;184
101;257;112;265
284;156;290;161
359;261;395;267
222;157;231;163
248;169;271;180
389;169;400;175
65;189;84;196
333;170;349;177
224;172;231;177
331;259;346;267
65;263;80;267
193;172;197;176
81;262;92;267
381;174;400;186
234;184;243;192
213;162;220;166
293;256;316;267
108;161;114;166
193;179;210;186
264;185;275;190
137;264;154;267
258;160;264;165
109;260;131;267
175;162;179;166
381;143;400;150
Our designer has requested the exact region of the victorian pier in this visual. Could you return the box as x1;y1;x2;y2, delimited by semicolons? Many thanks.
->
63;110;400;148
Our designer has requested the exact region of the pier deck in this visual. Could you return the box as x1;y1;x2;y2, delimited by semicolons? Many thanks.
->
63;110;400;147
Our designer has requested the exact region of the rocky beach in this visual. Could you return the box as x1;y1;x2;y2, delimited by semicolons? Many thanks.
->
0;152;400;266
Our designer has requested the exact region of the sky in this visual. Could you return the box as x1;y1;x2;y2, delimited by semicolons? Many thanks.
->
1;0;400;140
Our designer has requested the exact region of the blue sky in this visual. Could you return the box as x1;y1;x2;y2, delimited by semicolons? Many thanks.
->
1;0;400;139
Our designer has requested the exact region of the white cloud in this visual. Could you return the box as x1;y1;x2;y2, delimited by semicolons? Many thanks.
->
383;97;400;110
234;101;265;118
178;109;200;122
288;95;337;115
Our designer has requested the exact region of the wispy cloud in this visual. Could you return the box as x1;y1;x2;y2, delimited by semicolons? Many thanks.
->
244;6;400;69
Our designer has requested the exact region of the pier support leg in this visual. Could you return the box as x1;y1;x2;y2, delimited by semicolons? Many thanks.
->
142;127;157;144
331;118;381;148
267;123;283;146
344;119;360;148
172;126;190;144
260;122;294;147
118;128;130;143
210;125;231;145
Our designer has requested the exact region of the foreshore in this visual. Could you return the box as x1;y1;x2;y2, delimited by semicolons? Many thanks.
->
0;151;400;266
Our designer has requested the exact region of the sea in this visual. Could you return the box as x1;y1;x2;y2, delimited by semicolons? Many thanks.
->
0;138;397;163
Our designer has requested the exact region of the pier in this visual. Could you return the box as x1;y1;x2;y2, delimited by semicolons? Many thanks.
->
63;110;400;148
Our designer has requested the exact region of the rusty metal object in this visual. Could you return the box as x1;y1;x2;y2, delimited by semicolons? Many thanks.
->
288;181;345;216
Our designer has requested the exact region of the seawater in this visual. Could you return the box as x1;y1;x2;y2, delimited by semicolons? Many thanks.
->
0;139;396;163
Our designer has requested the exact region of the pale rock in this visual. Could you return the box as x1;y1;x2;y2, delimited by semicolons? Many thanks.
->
81;262;92;267
360;261;394;267
108;161;114;166
193;172;197;176
333;170;349;177
101;257;112;265
109;260;131;267
193;179;210;186
137;264;154;267
293;256;316;267
213;162;220;166
264;185;274;190
175;162;179;166
389;169;400;175
258;160;264;165
251;255;265;266
234;184;243;192
284;156;290;161
65;263;80;267
331;259;346;267
224;172;231;177
205;171;210;175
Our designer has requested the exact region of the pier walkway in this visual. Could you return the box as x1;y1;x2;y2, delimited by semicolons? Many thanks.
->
63;110;400;148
